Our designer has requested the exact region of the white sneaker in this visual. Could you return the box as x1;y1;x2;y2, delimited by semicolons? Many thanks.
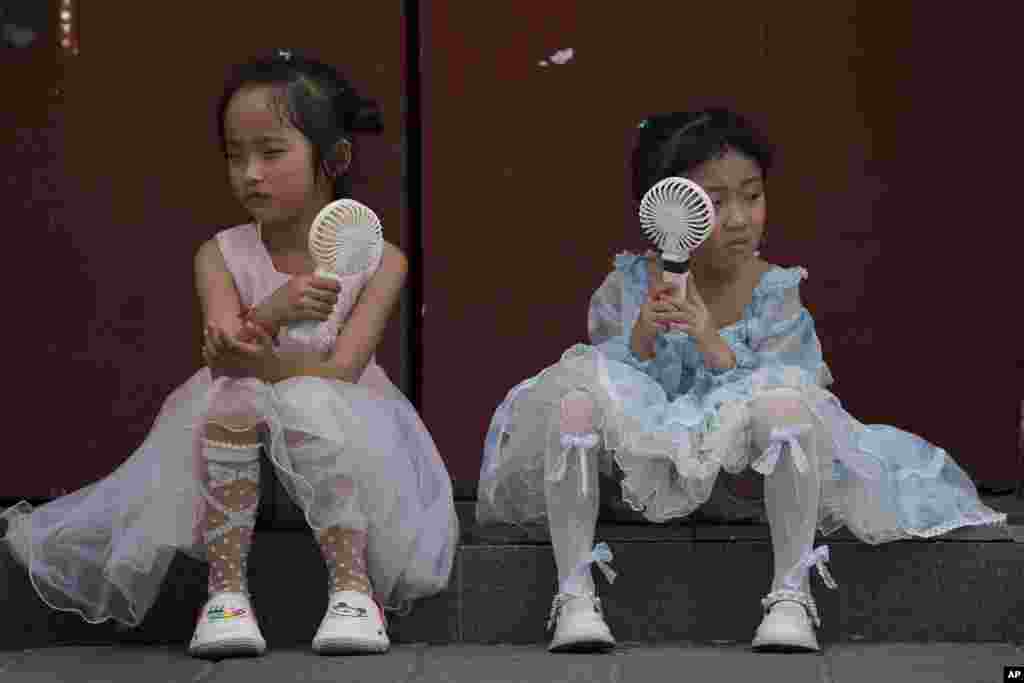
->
751;598;819;652
312;590;390;655
189;592;266;659
548;593;616;653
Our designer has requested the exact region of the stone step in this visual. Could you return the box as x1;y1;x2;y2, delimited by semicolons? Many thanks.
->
2;508;1022;651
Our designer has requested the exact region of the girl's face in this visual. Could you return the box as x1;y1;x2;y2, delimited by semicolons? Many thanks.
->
686;148;766;269
223;85;328;229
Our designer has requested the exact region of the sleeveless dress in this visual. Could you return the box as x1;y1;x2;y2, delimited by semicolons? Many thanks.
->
2;224;458;626
477;252;1007;542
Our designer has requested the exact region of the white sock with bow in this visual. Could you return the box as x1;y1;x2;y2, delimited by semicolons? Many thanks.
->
545;390;603;596
750;393;826;595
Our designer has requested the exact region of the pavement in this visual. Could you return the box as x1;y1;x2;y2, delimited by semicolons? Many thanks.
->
1;642;1022;683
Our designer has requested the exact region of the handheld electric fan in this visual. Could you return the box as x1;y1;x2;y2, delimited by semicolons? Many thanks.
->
639;177;716;332
287;199;384;345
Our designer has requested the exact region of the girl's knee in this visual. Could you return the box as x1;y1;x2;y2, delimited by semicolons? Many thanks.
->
749;392;815;451
750;392;810;428
560;389;600;435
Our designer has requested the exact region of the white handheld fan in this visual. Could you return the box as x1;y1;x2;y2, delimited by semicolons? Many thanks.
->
639;177;716;332
287;199;384;345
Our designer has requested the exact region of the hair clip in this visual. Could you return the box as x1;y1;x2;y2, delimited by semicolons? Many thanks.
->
676;113;711;136
277;48;293;62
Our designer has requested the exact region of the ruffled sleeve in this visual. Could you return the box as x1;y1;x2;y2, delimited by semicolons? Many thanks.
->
695;267;832;392
587;252;685;394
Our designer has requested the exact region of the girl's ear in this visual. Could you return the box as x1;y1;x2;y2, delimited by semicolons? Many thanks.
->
329;139;353;177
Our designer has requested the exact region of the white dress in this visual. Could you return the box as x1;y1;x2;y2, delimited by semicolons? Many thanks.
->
2;224;459;626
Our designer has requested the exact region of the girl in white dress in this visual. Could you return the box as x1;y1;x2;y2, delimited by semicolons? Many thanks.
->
2;49;458;659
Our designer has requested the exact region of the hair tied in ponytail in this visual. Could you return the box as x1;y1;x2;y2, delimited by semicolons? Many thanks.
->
339;92;383;134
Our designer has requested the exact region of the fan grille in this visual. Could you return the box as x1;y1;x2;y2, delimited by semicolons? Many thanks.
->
309;199;384;276
639;177;715;254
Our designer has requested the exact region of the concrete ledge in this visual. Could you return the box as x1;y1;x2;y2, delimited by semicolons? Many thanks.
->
3;527;1022;650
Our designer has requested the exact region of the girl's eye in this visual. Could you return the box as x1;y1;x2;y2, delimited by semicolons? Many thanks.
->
747;192;763;201
264;150;285;158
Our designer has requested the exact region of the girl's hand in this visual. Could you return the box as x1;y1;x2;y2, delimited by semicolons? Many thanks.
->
656;279;716;342
203;321;278;379
262;275;341;327
635;251;676;339
637;280;684;338
202;319;247;364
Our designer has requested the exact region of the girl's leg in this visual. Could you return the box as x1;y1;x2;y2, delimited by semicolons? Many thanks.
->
287;431;386;654
189;421;266;659
200;422;262;596
749;391;835;651
286;432;372;596
313;479;372;597
544;389;614;652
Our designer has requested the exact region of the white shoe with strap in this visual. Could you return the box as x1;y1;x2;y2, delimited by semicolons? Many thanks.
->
751;590;820;652
547;542;618;653
189;592;266;659
312;590;390;654
548;592;616;653
752;545;837;652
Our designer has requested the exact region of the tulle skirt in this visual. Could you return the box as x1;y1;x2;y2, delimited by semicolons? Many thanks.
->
477;344;1007;543
2;364;458;626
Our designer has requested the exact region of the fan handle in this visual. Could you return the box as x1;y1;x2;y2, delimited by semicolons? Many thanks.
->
658;252;692;335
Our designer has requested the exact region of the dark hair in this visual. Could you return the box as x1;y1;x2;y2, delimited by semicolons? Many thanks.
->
216;49;383;199
631;108;773;202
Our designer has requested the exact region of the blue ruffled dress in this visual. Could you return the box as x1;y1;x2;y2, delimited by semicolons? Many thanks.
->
476;252;1006;543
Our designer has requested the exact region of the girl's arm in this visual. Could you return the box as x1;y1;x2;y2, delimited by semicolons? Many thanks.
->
263;241;408;384
695;268;827;390
195;238;246;338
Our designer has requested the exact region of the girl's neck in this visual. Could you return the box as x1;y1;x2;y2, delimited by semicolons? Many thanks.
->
257;199;329;253
259;219;309;253
690;257;746;293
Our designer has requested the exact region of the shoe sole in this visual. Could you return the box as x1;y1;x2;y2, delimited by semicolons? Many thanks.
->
313;639;390;655
549;624;616;654
549;637;616;654
189;637;267;659
751;641;820;653
751;633;819;653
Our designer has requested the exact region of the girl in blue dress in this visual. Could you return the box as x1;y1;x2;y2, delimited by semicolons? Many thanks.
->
476;108;1007;653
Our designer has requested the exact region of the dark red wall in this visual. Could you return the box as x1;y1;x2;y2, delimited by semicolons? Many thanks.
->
3;2;1020;499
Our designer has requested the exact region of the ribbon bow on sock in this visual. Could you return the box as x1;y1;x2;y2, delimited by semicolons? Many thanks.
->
548;433;601;497
751;424;813;476
782;545;838;592
549;543;618;630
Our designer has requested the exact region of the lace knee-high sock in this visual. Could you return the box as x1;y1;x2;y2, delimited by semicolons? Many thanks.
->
545;390;604;597
286;431;374;597
317;525;372;595
750;394;832;596
200;429;261;596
